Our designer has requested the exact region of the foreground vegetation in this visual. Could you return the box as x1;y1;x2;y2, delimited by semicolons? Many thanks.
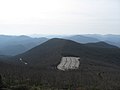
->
0;58;120;90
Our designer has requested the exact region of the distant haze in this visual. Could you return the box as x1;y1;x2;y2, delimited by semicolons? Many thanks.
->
0;0;120;35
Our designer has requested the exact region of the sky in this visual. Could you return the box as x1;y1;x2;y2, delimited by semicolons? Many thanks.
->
0;0;120;35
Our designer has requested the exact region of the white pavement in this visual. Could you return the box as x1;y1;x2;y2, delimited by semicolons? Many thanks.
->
57;57;80;71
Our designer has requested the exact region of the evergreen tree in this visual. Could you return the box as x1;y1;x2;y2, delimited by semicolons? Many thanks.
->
0;74;3;88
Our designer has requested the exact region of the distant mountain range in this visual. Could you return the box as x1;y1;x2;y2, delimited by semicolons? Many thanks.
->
1;37;120;68
0;35;48;56
84;34;120;47
5;38;118;69
64;34;120;48
0;34;120;56
64;35;99;43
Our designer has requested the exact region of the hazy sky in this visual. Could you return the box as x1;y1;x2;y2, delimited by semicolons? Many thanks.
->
0;0;120;35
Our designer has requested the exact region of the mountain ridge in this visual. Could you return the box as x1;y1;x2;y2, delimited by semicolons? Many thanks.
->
0;35;48;56
9;38;120;69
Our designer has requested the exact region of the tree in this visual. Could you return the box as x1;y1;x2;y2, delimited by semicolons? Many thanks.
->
0;74;3;88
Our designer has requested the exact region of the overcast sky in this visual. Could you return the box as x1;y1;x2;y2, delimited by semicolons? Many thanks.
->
0;0;120;35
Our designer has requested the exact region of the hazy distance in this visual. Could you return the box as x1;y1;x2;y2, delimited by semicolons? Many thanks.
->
0;0;120;35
